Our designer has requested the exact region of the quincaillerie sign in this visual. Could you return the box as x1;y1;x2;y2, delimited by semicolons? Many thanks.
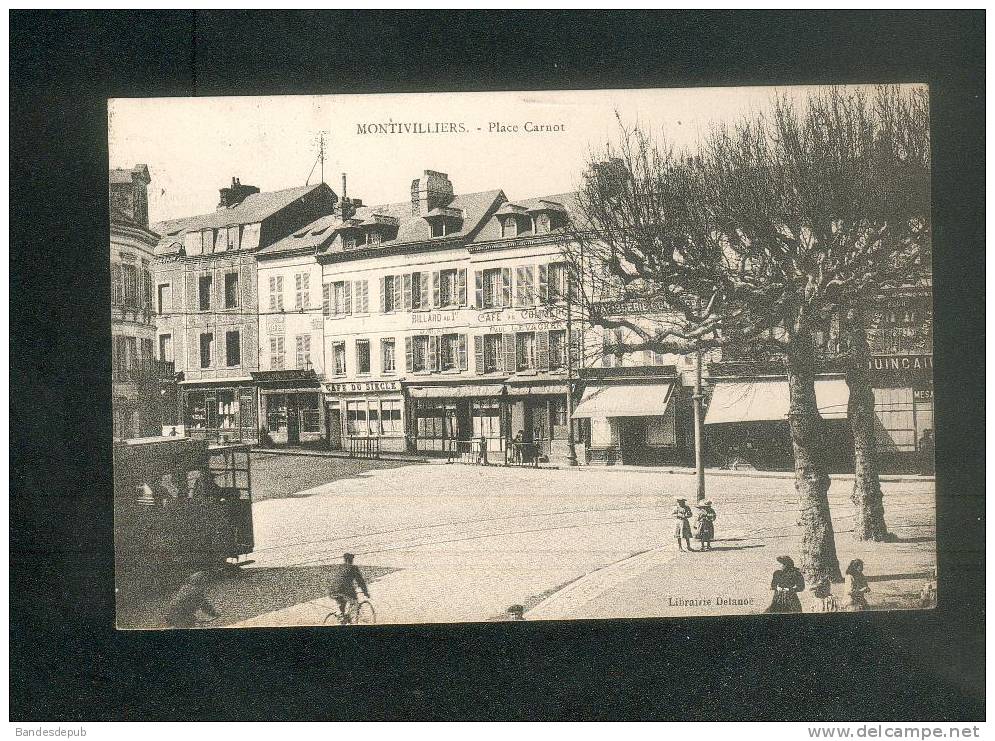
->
867;354;933;374
326;380;402;393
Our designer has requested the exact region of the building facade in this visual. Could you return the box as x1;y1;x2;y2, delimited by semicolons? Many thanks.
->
152;179;337;442
110;164;161;440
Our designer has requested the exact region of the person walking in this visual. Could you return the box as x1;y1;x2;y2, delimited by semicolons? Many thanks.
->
765;556;805;613
841;558;871;611
917;429;935;476
693;500;717;551
673;498;694;552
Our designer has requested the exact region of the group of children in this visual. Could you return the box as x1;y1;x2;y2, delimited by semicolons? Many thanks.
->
672;497;717;552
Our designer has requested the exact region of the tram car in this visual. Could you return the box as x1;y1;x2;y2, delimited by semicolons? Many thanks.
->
113;436;254;595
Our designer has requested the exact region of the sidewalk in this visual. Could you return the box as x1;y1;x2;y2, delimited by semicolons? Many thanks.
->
253;446;433;464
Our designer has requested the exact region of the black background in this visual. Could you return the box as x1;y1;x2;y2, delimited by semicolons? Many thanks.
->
10;11;985;721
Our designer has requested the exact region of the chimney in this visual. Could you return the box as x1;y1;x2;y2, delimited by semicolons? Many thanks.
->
341;173;348;201
218;177;260;208
410;170;454;216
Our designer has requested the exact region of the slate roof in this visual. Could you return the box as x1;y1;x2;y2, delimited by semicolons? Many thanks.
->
260;188;505;258
473;190;581;242
153;183;330;237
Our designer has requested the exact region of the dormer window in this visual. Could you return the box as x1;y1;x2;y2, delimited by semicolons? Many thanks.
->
425;206;463;238
344;234;358;251
369;230;382;246
534;212;551;234
431;221;446;238
501;216;517;238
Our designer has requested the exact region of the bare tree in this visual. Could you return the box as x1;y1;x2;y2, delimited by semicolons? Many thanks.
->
565;86;929;580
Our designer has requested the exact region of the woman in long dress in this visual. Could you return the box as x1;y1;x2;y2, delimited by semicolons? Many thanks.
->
766;555;805;613
693;500;717;551
673;498;693;552
841;558;871;611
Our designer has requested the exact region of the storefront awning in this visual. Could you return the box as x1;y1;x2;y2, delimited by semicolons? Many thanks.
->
505;382;568;397
407;384;506;399
179;377;253;386
572;383;674;418
704;378;849;424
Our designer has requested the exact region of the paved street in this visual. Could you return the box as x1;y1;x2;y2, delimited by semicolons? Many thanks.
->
218;459;936;627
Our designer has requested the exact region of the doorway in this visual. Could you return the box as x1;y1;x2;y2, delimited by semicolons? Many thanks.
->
326;406;342;450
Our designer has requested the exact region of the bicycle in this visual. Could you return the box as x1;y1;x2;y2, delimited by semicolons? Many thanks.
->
323;594;377;625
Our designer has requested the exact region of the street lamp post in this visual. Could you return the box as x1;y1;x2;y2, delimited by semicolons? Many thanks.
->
693;346;706;501
565;269;578;466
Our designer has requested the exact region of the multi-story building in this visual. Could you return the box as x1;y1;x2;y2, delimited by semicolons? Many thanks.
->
152;178;337;442
110;164;161;440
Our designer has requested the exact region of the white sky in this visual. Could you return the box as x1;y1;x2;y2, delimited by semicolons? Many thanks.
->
108;85;899;224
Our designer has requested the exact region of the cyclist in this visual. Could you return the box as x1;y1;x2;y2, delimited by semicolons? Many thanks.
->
327;552;369;624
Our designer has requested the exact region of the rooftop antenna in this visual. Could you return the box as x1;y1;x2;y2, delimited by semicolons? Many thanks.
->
305;130;329;186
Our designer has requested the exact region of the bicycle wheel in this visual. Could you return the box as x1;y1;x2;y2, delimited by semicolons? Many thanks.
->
354;601;376;625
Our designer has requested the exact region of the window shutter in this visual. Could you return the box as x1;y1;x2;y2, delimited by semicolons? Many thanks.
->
502;333;516;372
403;273;412;310
302;274;310;308
419;272;429;309
242;326;256;371
474;270;484;308
393;275;402;311
322;283;330;316
570;331;582;367
344;281;353;314
363;280;370;312
405;336;413;372
185;272;197;311
428;335;439;372
458;269;467;306
501;268;512;307
432;271;441;308
458;334;468;371
474;335;484;374
514;266;527;307
538;264;549;305
379;276;386;313
537;330;550;370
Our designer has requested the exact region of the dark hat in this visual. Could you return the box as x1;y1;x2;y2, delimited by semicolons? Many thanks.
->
343;552;355;561
676;497;687;503
776;556;795;568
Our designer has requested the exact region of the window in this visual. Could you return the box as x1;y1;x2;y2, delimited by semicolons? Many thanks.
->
331;281;352;315
478;267;511;308
346;400;368;435
515;265;536;307
472;400;501;439
112;264;124;305
544;262;569;304
516;332;537;371
383;275;398;312
299;395;320;433
873;387;917;452
369;230;382;246
199;332;214;368
266;395;287;432
356;339;371;374
431;221;445;238
141;262;152;310
269;336;285;370
295;334;311;369
438;269;458;307
603;328;625;368
501;216;517;238
381;338;396;373
380;399;402;434
268;275;284;312
157;284;172;313
483;334;502;372
123;264;139;307
225;331;241;366
224;272;240;309
440;334;459;371
549;330;567;369
409;335;429;372
550;397;568;427
158;334;172;362
535;212;551;234
344;235;358;251
199;274;213;311
403;272;428;310
294;273;310;310
353;280;369;313
332;342;346;375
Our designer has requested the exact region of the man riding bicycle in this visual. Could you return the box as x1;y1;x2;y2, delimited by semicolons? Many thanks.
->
327;552;369;624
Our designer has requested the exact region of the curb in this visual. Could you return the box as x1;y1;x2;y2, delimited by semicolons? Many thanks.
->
547;464;934;484
252;447;431;464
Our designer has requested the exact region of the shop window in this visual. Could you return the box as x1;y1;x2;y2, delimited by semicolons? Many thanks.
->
199;333;213;368
157;283;172;313
198;274;213;311
300;395;320;434
217;391;238;430
549;330;567;370
550;398;567;427
295;273;310;310
356;339;371;374
516;332;537;371
471;400;501;439
224;272;240;309
268;275;284;312
646;403;677;447
380;399;402;434
225;331;241;367
346;400;368;435
381;338;396;373
186;391;207;430
873;387;916;452
295;334;311;369
266;395;288;432
269;336;285;370
333;342;346;376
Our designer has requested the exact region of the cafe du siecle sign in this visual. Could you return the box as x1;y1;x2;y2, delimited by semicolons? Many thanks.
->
325;380;402;394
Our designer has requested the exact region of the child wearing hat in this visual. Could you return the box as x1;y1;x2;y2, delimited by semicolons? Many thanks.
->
673;498;694;552
694;500;717;551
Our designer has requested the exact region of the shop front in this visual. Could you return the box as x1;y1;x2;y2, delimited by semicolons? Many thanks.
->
252;370;323;446
572;374;688;466
504;377;571;463
867;354;934;473
406;383;506;455
180;378;257;444
324;379;406;454
703;376;852;472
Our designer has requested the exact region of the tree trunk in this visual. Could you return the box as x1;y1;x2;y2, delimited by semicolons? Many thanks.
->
785;331;843;583
844;312;890;541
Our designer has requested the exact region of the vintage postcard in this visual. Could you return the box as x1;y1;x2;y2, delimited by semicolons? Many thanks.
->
108;86;935;629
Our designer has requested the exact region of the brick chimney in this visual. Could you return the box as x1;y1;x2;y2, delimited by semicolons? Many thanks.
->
410;170;454;216
218;177;260;208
